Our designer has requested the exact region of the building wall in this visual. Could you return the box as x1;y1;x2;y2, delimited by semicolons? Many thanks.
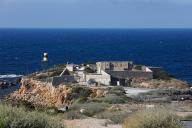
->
74;71;86;83
107;71;153;80
85;71;111;85
96;61;133;73
108;70;153;86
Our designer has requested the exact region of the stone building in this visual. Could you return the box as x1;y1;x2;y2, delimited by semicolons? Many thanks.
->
49;61;154;86
96;61;153;86
85;70;111;86
96;61;133;74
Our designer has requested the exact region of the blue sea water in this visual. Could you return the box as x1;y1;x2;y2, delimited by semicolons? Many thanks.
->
0;28;192;83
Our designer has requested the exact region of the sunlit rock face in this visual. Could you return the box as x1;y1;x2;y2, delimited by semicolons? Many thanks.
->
9;78;107;108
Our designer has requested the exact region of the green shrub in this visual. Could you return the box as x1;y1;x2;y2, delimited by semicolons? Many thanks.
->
70;102;109;117
17;100;35;110
109;112;129;124
134;65;142;70
182;115;192;121
31;64;66;80
63;111;85;120
76;97;88;103
54;64;66;70
0;118;5;128
44;64;66;73
81;103;108;117
154;70;172;80
133;88;192;102
123;109;183;128
49;70;63;77
93;95;128;104
108;86;126;96
0;103;64;128
96;111;129;124
67;86;93;101
33;73;48;80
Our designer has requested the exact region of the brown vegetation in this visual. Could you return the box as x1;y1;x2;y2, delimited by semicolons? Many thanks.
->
138;78;189;89
123;108;183;128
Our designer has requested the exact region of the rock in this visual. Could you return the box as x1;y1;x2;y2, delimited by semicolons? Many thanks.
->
80;108;86;113
108;105;121;111
0;82;9;89
58;106;69;113
9;78;106;108
146;104;155;109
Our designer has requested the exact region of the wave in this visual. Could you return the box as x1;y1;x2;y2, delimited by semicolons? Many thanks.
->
0;74;23;79
0;74;23;83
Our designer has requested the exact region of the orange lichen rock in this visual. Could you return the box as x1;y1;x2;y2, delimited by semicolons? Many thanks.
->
9;78;106;108
10;79;73;108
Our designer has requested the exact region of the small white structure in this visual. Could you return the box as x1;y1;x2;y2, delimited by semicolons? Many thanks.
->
142;66;153;72
117;81;120;86
66;64;75;72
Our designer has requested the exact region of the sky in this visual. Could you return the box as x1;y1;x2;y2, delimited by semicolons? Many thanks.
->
0;0;192;28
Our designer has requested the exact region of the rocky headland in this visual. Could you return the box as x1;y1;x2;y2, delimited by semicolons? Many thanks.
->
9;78;108;108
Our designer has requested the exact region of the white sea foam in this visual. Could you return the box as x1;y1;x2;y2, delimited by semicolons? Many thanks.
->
0;74;23;79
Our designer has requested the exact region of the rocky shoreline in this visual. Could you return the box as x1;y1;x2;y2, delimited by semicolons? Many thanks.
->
0;86;20;99
0;75;22;89
0;82;18;89
0;75;22;99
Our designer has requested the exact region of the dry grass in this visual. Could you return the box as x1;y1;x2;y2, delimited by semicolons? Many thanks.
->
96;110;130;124
123;108;183;128
0;103;64;128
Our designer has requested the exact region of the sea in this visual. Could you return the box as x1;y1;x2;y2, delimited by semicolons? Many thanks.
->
0;28;192;83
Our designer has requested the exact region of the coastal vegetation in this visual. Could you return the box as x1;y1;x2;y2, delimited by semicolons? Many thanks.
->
0;103;64;128
123;109;183;128
183;115;192;121
123;108;183;128
1;65;191;128
29;64;66;80
132;88;192;103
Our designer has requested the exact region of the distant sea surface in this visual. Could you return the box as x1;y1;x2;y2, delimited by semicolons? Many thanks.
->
0;29;192;83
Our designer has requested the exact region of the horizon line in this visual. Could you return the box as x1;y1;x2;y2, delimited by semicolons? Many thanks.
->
1;27;192;29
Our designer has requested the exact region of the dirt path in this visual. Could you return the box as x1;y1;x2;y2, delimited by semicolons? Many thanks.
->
64;118;122;128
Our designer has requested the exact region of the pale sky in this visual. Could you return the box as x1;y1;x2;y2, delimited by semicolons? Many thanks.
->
0;0;192;28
